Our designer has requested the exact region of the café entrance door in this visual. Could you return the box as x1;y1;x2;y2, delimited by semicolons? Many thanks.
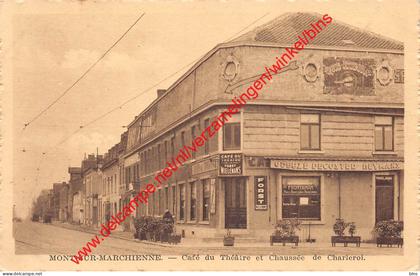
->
225;178;247;229
375;176;394;223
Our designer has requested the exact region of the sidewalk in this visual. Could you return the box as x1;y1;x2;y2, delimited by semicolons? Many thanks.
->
50;221;403;253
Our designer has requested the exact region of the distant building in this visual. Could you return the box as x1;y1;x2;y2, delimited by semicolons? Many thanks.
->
58;183;69;221
72;191;84;224
82;154;103;227
67;167;82;223
52;182;66;220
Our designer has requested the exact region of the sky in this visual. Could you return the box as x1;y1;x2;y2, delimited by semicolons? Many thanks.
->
10;0;411;218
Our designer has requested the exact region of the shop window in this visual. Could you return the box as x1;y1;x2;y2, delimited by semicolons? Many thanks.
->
158;189;163;215
223;123;241;151
375;116;393;151
165;187;169;211
179;184;185;220
190;182;197;220
204;119;210;154
300;114;320;150
202;179;210;221
375;175;394;223
282;176;320;220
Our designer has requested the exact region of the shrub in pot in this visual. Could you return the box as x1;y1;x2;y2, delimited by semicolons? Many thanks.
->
374;220;403;247
331;218;361;247
270;219;300;246
223;229;235;246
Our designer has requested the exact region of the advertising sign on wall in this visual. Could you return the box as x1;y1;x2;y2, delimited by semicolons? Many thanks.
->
323;57;375;95
254;176;267;210
219;153;243;176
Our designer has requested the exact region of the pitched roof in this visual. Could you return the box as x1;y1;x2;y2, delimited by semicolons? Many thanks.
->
230;12;403;51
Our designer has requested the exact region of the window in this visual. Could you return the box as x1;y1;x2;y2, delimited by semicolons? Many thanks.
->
172;185;176;215
158;189;163;215
181;131;185;148
157;144;162;169
165;187;169;211
202;179;210;221
171;136;175;157
282;176;320;220
164;141;168;165
191;125;196;159
300;114;320;150
204;119;210;155
179;184;185;220
375;116;393;151
223;123;241;150
190;182;197;220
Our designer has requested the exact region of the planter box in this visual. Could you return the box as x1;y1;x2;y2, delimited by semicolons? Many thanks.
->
331;236;361;247
270;235;299;246
223;237;235;246
376;237;403;248
169;234;182;245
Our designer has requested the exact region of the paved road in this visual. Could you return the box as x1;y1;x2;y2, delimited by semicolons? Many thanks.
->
14;221;402;256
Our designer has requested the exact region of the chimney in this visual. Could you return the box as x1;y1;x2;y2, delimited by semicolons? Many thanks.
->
157;89;166;98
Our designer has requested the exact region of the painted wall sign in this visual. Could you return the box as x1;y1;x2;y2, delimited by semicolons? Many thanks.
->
219;153;243;176
254;176;268;210
270;160;403;171
323;57;375;95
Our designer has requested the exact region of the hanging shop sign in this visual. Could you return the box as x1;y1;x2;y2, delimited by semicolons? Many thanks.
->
270;159;403;171
254;176;268;210
323;57;375;95
219;153;243;176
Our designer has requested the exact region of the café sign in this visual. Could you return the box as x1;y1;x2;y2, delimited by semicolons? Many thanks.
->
219;153;243;176
254;176;267;210
271;160;403;171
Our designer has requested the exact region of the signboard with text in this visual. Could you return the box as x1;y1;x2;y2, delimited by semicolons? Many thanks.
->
271;159;403;171
254;176;267;210
219;153;243;176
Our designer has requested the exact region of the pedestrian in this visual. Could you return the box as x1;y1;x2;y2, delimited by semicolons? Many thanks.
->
163;209;174;224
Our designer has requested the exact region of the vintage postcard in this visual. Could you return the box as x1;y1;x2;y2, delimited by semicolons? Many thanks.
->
0;0;418;271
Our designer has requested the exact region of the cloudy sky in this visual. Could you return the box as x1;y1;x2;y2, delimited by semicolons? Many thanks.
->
10;0;410;218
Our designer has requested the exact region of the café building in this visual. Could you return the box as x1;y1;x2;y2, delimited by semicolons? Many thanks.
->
124;13;404;242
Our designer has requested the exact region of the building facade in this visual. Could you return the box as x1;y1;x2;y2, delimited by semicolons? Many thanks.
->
124;13;404;242
81;154;103;227
67;167;82;223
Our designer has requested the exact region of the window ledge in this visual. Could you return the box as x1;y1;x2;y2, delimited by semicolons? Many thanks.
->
373;151;397;155
186;220;197;224
298;150;325;154
198;221;210;225
177;220;185;224
299;220;325;225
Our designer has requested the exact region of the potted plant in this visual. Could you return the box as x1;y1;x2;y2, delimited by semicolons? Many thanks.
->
374;220;403;247
270;219;300;246
331;218;361;247
223;229;235;246
133;217;147;240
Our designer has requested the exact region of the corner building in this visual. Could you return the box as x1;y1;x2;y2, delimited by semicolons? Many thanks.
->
124;13;404;242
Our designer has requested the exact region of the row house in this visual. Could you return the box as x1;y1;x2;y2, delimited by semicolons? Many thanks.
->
81;154;103;227
124;12;404;242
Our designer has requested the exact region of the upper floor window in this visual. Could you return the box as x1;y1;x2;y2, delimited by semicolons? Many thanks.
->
223;123;241;151
181;131;185;149
204;119;210;155
191;125;197;159
375;116;393;151
300;114;320;150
